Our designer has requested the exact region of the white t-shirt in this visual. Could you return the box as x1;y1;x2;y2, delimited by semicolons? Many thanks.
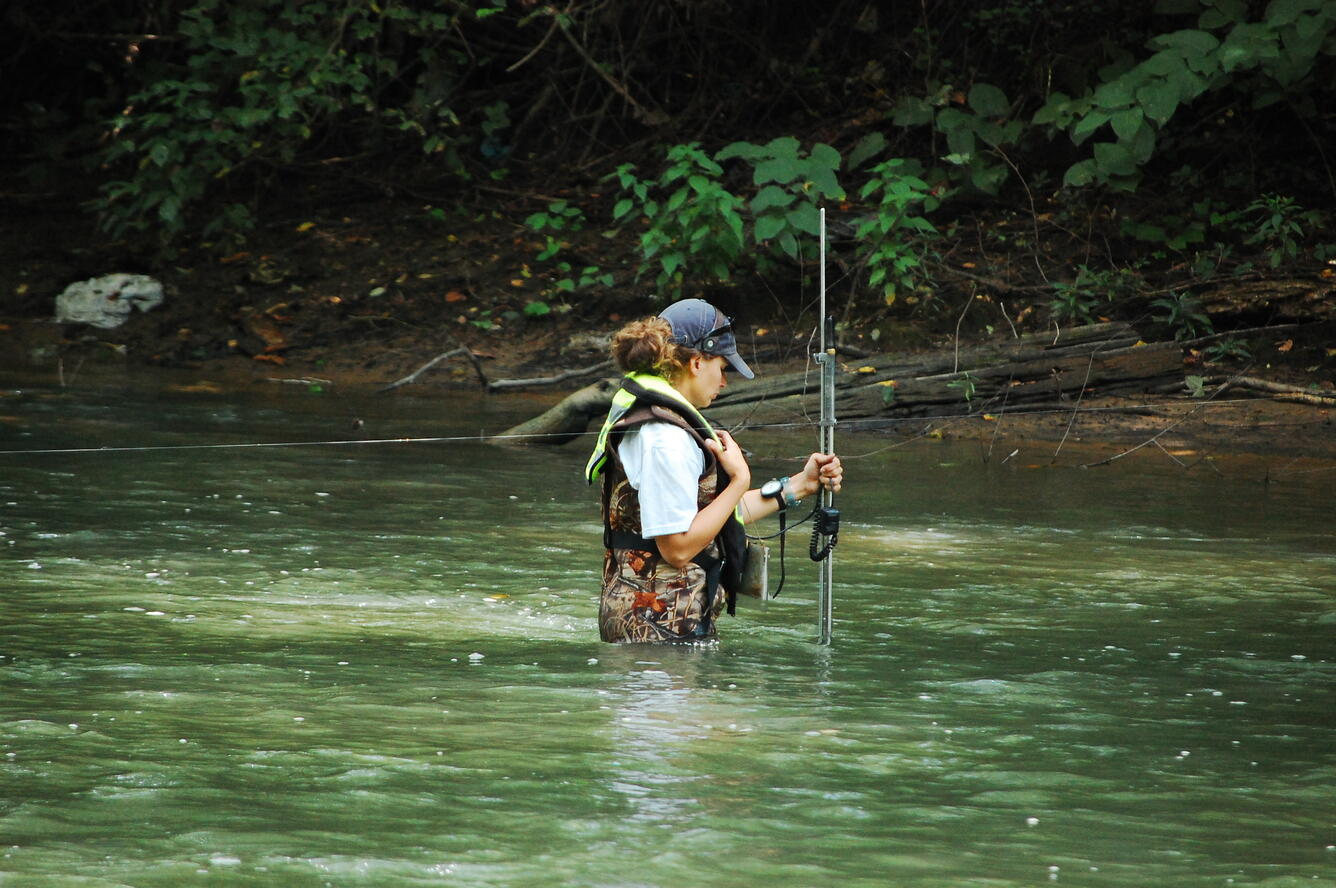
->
617;422;704;537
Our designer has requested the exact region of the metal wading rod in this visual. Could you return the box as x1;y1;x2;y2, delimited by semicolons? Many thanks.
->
814;206;837;645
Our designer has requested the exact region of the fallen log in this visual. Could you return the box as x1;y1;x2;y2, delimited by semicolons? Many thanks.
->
494;376;620;445
706;340;1183;428
1219;375;1336;406
707;321;1141;406
494;323;1185;444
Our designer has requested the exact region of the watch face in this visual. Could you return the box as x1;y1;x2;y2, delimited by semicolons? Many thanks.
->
760;480;782;498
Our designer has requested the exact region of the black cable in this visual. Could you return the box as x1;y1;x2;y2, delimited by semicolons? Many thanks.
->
809;503;839;562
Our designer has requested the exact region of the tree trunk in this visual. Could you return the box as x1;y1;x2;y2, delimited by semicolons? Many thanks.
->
706;340;1182;428
493;376;620;445
494;323;1185;444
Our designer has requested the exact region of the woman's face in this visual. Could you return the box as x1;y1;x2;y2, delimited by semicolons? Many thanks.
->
680;354;729;407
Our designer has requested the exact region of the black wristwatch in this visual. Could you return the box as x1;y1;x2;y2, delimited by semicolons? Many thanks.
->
761;476;801;509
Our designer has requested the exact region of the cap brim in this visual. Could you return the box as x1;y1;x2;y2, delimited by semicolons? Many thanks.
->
724;351;755;379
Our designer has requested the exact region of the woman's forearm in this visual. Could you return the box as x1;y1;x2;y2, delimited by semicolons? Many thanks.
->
655;476;748;567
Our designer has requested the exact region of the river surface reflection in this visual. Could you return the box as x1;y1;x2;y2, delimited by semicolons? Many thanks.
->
3;373;1334;887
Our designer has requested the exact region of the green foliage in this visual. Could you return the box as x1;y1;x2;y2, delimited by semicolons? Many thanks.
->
946;370;979;402
609;137;850;296
14;0;1336;253
526;200;586;261
892;82;1022;194
610;141;942;303
610;144;747;297
1202;337;1251;362
526;200;584;234
523;201;611;295
1049;265;1139;325
91;0;466;245
1036;0;1336;189
1049;281;1100;325
890;3;1336;197
1240;193;1315;267
551;263;614;293
1185;373;1208;397
715;137;845;260
854;159;939;304
1120;198;1241;252
1151;291;1213;340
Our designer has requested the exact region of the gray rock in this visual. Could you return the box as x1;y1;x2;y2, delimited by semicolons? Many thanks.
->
562;331;611;358
55;274;164;329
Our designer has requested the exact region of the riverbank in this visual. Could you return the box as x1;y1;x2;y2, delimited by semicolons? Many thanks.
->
4;184;1334;465
4;312;1334;475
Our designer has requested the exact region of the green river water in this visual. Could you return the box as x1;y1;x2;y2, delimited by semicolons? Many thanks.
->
2;375;1334;888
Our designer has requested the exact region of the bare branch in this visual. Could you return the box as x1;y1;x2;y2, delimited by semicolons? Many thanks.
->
488;360;613;391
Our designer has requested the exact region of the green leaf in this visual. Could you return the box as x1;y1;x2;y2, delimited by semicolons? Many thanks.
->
1110;107;1145;141
787;203;821;236
613;198;634;220
1267;0;1311;26
1150;28;1220;55
754;212;788;241
753;156;803;185
967;83;1009;117
1092;79;1136;109
1093;141;1138;176
1251;88;1285;109
762;136;800;160
892;96;935;127
809;167;844;200
751;185;795;213
1128;123;1157;162
158;194;181;223
725;210;745;249
1063;159;1099;187
1199;0;1246;28
778;231;799;259
1070;109;1111;145
970;161;1007;194
715;141;765;162
845;132;886;170
809;142;841;171
524;300;551;316
1032;93;1071;126
1136;80;1180;124
936;109;977;155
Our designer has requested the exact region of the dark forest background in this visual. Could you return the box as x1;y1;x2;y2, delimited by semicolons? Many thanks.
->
3;0;1334;368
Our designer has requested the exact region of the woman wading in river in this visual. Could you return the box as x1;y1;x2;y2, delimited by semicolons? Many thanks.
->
585;298;843;643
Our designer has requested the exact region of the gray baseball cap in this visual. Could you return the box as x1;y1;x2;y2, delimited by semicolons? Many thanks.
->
658;298;754;379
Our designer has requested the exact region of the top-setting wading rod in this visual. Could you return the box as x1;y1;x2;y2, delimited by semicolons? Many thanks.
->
811;206;840;645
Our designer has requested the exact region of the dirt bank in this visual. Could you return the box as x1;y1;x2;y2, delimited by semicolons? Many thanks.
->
4;186;1334;466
